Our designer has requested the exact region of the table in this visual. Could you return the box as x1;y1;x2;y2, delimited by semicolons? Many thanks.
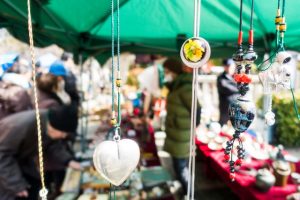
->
196;139;297;200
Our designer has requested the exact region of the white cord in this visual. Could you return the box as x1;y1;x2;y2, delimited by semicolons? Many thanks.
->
193;0;201;37
187;0;202;199
187;68;198;200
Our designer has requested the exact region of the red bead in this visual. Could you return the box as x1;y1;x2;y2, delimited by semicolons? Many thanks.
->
230;173;236;181
241;74;252;83
234;74;242;82
235;159;242;166
234;74;252;83
224;154;230;162
133;108;140;116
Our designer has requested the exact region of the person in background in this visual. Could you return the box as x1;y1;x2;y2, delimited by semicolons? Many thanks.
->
0;106;81;200
35;61;78;199
0;54;32;120
217;58;239;126
36;61;71;109
163;58;201;194
0;54;31;89
61;52;80;105
48;61;72;105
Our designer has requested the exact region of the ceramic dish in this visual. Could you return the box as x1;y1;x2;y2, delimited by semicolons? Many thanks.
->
208;142;223;151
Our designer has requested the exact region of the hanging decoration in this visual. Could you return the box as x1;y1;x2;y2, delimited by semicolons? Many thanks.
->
93;0;140;188
225;0;256;182
180;0;211;69
180;0;210;199
27;0;48;199
180;37;211;68
257;0;299;125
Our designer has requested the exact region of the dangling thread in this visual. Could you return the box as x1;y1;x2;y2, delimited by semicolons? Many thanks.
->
290;82;300;120
27;0;48;199
109;0;122;197
110;0;122;130
257;0;286;72
187;1;202;199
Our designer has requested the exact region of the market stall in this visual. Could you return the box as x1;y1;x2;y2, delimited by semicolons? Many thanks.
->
196;126;300;200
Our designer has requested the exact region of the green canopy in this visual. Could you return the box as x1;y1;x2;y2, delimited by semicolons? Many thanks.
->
0;0;299;63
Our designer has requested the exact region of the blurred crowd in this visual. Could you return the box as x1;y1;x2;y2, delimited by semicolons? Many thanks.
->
0;50;241;199
0;52;82;200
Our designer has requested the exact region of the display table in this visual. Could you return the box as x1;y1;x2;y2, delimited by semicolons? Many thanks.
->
196;140;297;200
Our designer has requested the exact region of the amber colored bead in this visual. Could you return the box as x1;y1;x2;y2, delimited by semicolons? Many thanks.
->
279;23;286;32
275;16;282;24
111;118;117;125
116;79;122;87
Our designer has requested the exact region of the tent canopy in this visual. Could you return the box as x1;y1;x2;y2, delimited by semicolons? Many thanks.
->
0;0;299;63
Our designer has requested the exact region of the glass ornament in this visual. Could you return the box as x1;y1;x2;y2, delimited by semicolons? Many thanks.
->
244;46;258;63
93;139;140;186
228;95;256;132
265;111;276;126
180;37;211;68
276;51;292;65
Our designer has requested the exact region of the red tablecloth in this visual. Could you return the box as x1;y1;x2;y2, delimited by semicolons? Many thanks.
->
196;140;297;200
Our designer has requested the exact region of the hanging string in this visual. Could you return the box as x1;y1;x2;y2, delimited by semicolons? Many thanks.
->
239;0;243;32
187;67;197;200
237;0;243;46
249;0;254;30
116;0;121;125
111;0;122;128
278;0;286;50
257;0;286;72
275;0;281;47
248;0;254;46
187;1;202;199
193;0;200;37
27;0;47;199
290;82;300;120
109;184;117;200
192;68;198;198
109;0;122;197
257;0;285;72
281;0;285;18
111;0;115;120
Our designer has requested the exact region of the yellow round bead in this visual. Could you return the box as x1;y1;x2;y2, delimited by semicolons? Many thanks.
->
111;118;117;125
275;16;282;25
279;23;286;32
116;79;122;87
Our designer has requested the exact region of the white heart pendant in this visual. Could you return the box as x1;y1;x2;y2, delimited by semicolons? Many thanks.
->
93;139;140;186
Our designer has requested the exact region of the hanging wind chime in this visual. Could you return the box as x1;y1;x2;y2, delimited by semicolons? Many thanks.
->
224;0;256;182
257;0;298;125
93;0;140;190
180;0;210;199
27;0;48;199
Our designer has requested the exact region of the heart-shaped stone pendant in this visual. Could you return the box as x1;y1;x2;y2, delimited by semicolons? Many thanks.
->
93;139;140;186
